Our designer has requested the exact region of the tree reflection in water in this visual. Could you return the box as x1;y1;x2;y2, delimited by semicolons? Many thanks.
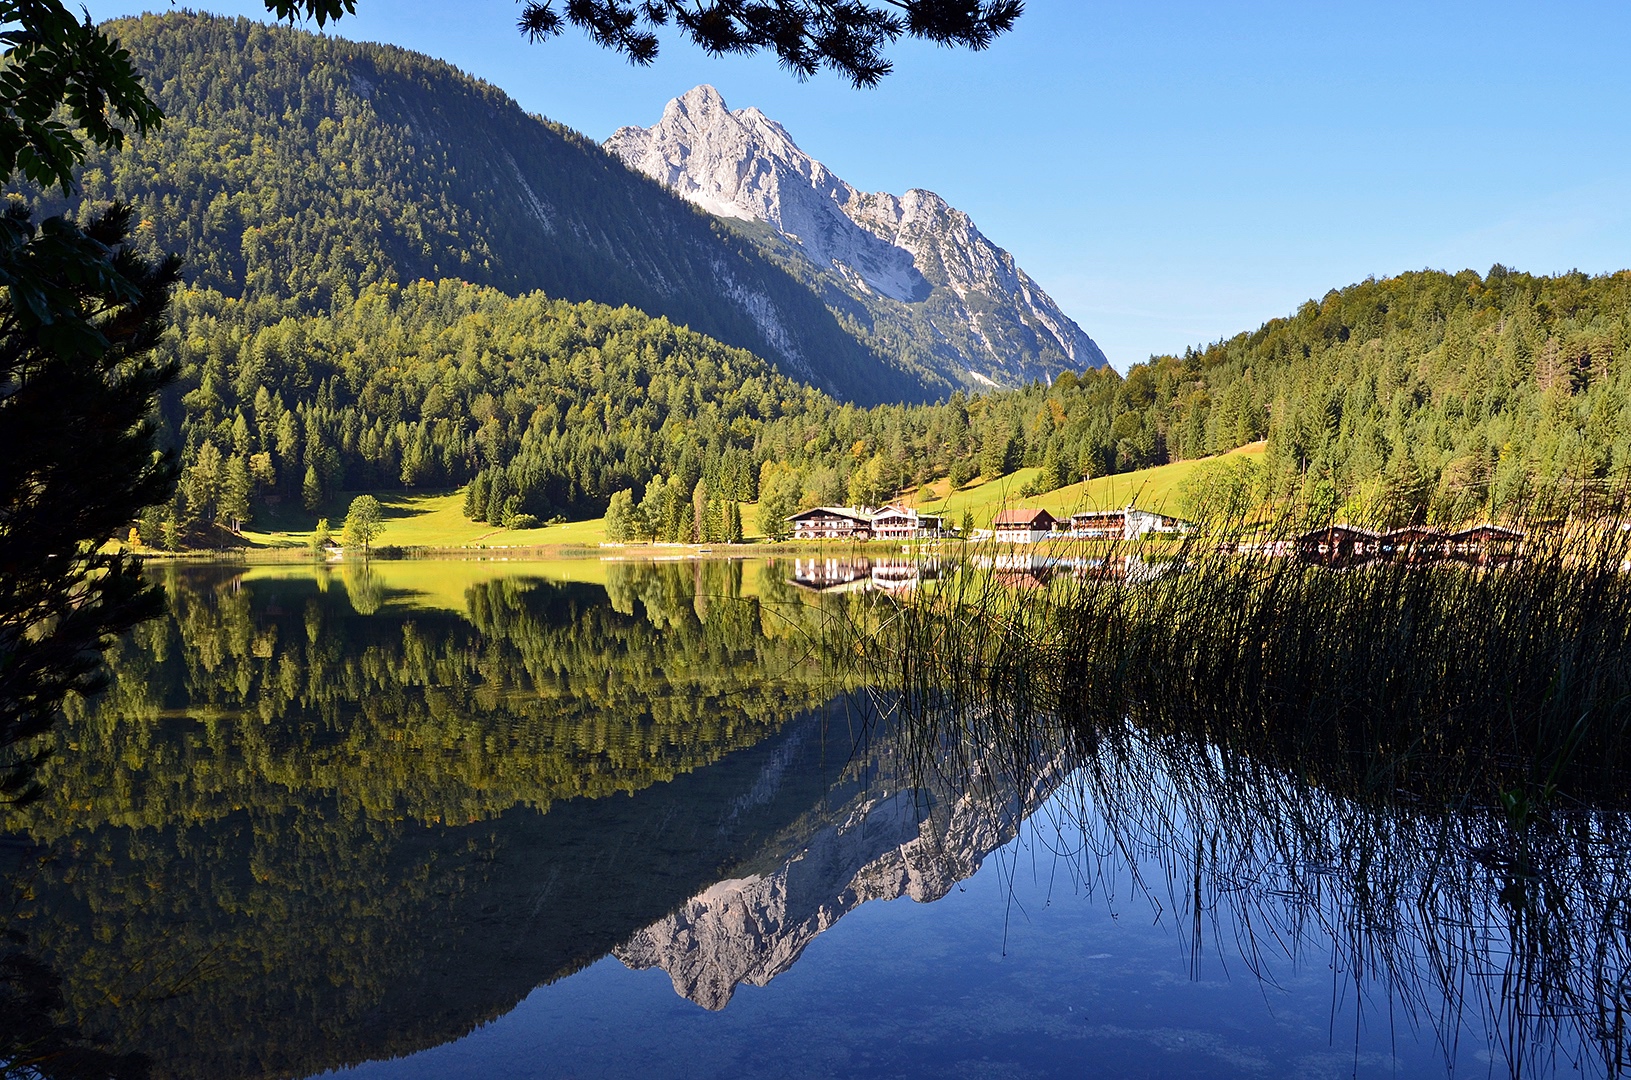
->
0;559;857;1080
2;553;1629;1078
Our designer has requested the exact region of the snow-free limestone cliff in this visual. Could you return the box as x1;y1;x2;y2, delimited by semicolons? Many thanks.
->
607;85;1107;391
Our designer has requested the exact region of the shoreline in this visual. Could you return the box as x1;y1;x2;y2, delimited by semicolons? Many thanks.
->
126;537;983;564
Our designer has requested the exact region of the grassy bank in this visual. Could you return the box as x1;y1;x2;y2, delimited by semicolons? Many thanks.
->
235;490;604;549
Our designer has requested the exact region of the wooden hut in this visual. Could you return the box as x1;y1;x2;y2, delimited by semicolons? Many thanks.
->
1448;524;1525;564
1296;525;1383;566
1380;525;1450;562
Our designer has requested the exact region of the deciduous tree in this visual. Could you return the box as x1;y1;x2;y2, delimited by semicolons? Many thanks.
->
341;494;383;553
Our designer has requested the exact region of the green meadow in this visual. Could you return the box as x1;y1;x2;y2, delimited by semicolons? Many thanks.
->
228;442;1267;554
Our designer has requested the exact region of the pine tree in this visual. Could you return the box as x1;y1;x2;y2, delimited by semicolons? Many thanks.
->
302;463;323;511
463;471;488;521
486;471;511;525
231;411;252;456
183;440;224;523
220;454;252;531
691;478;709;543
663;476;687;541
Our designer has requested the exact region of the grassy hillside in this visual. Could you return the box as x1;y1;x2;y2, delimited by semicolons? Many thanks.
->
238;490;604;549
907;443;1266;528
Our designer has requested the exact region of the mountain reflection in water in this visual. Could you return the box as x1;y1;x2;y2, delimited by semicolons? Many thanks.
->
0;557;1626;1079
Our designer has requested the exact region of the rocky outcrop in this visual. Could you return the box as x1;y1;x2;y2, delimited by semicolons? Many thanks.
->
607;86;1108;390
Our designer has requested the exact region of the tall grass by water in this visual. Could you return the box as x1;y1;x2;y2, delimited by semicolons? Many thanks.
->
839;510;1631;1076
865;511;1631;806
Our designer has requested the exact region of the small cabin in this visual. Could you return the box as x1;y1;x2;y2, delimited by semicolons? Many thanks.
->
1296;524;1383;565
1448;524;1525;563
992;509;1059;544
1380;525;1449;561
787;507;873;541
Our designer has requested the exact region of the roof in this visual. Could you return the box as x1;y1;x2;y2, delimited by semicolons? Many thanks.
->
993;508;1057;527
786;506;871;523
1450;523;1525;539
1297;525;1382;541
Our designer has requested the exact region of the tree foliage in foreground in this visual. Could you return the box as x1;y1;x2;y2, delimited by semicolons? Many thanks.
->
0;204;180;799
0;1;183;803
517;0;1024;87
260;0;1023;87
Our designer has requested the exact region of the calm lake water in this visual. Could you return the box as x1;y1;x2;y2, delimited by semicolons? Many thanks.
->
1;559;1625;1079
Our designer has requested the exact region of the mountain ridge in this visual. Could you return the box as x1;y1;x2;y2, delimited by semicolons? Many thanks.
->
58;14;942;404
607;84;1108;390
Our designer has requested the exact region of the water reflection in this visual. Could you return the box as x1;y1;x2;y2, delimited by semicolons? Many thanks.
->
0;560;865;1080
1;556;1627;1078
791;557;944;594
615;741;1062;1010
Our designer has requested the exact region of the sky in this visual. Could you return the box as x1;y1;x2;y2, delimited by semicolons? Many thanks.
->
83;1;1631;370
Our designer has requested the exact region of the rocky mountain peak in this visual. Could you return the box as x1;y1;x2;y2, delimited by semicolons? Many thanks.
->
607;86;1108;386
608;85;927;304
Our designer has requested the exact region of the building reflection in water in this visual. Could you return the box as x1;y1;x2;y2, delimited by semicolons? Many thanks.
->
791;557;944;594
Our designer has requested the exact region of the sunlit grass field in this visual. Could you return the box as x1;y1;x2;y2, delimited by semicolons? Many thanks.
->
907;441;1266;527
238;490;607;549
229;443;1265;552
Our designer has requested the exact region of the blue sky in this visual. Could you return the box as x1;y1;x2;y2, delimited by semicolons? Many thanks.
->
85;2;1631;370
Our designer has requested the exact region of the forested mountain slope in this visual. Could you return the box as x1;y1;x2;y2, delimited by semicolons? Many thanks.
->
1165;267;1631;522
149;267;1631;538
53;13;933;404
155;281;821;532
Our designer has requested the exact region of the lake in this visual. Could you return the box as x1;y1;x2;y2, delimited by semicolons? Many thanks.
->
1;558;1624;1079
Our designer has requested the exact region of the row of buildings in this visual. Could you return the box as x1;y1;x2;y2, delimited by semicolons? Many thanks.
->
786;504;1193;544
783;506;1523;567
983;506;1192;543
1287;523;1525;566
